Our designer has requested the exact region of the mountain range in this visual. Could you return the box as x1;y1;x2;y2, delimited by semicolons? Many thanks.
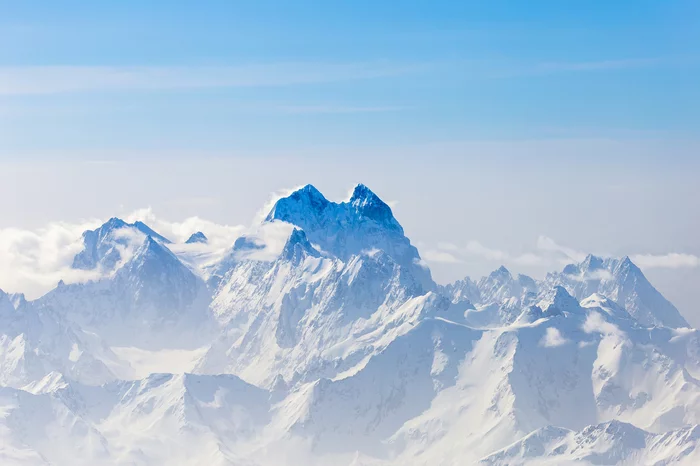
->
0;183;698;465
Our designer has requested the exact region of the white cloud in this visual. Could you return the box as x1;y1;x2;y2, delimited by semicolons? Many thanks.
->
512;253;546;266
567;269;614;281
422;250;462;264
540;327;569;347
436;242;459;252
427;239;541;267
252;185;307;225
425;235;699;278
385;200;400;210
243;221;296;262
0;209;249;300
582;311;622;336
464;240;509;261
0;220;102;299
124;207;244;250
631;253;700;269
425;239;545;268
536;236;587;263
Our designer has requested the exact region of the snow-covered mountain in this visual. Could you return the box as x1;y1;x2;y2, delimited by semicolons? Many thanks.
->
72;217;172;272
446;254;689;330
546;254;689;328
481;421;700;465
34;220;213;348
185;231;208;244
0;183;698;465
0;289;120;389
197;185;438;387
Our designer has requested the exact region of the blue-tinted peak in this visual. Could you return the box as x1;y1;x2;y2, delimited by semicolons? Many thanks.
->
289;184;328;206
132;221;172;244
299;183;324;197
541;285;581;315
232;236;264;251
87;217;127;240
265;184;330;224
73;217;172;271
129;235;180;268
619;255;636;268
552;285;573;300
88;217;171;244
349;183;399;230
185;232;208;244
139;235;165;256
490;265;512;279
281;228;320;262
349;183;379;203
104;217;127;230
581;254;605;270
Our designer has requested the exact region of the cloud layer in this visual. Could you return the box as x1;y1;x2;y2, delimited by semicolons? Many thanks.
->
2;208;696;303
0;220;101;299
422;235;699;274
0;63;418;96
0;211;245;300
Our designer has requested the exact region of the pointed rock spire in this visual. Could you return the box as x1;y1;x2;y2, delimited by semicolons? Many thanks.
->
72;217;172;271
0;289;15;317
538;286;581;316
281;229;320;263
491;265;511;279
132;221;172;244
261;183;425;278
349;183;402;232
265;184;331;226
185;232;208;244
551;254;688;328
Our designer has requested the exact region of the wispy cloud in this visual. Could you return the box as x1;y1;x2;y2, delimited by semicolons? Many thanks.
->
0;220;103;299
630;253;700;269
0;209;247;299
464;240;509;261
424;240;541;266
273;105;406;115
422;250;462;264
533;58;662;73
423;235;700;273
0;63;422;96
536;236;587;263
124;207;244;250
487;56;689;79
0;56;674;96
540;327;570;348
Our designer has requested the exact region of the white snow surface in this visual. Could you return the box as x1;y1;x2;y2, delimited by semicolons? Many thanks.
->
0;183;698;465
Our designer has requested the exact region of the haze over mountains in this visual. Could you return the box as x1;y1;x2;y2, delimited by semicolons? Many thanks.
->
0;184;698;465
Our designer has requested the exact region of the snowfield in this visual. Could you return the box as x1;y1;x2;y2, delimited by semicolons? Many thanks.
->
0;183;698;465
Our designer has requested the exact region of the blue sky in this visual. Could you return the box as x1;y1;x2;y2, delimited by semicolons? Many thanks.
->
1;0;698;154
1;1;700;322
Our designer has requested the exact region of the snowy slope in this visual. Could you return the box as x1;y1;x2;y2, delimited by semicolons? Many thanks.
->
481;421;700;465
0;289;120;388
0;371;270;465
546;254;688;328
0;183;698;465
34;230;214;348
72;217;171;272
384;288;700;464
194;185;440;388
448;254;687;330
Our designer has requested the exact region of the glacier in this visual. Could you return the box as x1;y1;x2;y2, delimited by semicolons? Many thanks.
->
0;183;698;465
